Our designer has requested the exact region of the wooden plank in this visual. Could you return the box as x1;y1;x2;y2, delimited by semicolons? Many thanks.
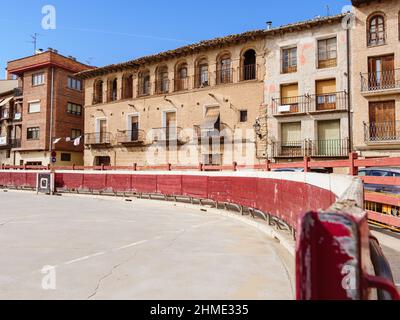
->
361;176;400;186
365;192;400;207
367;210;400;228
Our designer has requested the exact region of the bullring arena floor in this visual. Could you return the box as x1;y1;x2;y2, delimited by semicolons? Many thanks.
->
0;191;294;300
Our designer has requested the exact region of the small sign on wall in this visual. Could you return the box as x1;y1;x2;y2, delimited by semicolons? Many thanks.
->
36;173;54;195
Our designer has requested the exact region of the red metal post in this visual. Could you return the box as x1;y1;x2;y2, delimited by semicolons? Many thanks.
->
101;164;105;171
233;162;238;172
303;156;310;172
168;163;172;171
133;163;137;171
199;163;203;172
349;152;359;176
265;160;271;172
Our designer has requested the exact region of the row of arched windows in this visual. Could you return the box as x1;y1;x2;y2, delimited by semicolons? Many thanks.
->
367;11;400;47
92;49;257;105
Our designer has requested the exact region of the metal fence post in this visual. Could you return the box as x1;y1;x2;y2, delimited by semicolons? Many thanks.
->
349;152;359;176
304;156;310;172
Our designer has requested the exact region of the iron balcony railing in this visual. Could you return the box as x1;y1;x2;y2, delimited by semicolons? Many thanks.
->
84;132;112;145
152;127;187;144
137;81;151;97
272;139;349;158
116;130;145;144
14;87;23;97
309;91;348;112
154;79;170;94
239;64;257;81
193;123;230;140
364;121;400;142
11;138;21;149
0;138;21;149
0;107;11;120
272;95;310;115
361;69;400;92
174;78;189;92
216;68;234;85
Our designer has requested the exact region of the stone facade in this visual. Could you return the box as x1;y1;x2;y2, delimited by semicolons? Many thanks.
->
351;0;400;157
80;38;267;167
264;16;350;162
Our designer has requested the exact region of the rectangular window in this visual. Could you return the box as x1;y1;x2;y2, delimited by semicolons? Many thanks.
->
67;77;82;90
32;73;44;86
27;127;40;140
28;101;41;113
282;47;297;73
61;153;72;162
71;129;82;139
240;110;248;123
67;103;82;116
318;38;337;69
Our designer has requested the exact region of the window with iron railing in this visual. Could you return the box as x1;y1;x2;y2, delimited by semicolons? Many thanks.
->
194;64;209;88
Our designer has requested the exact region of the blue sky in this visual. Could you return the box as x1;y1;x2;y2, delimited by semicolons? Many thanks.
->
0;0;351;77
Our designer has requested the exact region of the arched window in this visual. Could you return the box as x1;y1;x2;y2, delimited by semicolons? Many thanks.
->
241;49;257;81
155;66;169;94
368;14;386;46
93;80;103;104
108;78;118;102
138;69;151;96
174;62;188;91
122;74;133;99
217;52;232;85
195;58;209;88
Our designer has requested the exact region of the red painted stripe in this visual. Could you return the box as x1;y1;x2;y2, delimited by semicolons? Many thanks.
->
361;176;400;186
365;192;400;207
367;211;400;228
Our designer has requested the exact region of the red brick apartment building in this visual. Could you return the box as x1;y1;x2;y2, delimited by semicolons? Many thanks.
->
0;49;93;166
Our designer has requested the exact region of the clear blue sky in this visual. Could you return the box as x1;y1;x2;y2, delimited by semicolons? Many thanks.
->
0;0;351;77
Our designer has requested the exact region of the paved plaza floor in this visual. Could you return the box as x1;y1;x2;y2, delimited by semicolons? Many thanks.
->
0;191;294;300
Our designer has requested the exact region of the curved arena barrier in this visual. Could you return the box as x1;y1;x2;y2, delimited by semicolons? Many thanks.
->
0;169;398;300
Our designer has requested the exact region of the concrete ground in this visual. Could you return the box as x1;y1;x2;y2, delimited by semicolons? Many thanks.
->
0;191;294;300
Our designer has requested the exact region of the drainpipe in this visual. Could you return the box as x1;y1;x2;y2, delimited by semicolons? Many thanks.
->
49;67;55;163
346;27;353;152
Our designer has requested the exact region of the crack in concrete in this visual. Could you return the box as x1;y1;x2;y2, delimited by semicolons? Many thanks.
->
161;229;187;252
0;219;15;230
87;250;139;300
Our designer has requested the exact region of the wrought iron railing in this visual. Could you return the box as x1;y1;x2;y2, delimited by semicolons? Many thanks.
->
216;68;234;85
84;132;112;145
239;64;257;81
0;107;11;120
151;127;187;143
361;69;400;92
364;121;400;142
272;139;349;158
174;78;189;92
272;95;310;115
154;79;170;94
116;130;145;144
137;81;151;97
309;91;348;112
10;138;21;148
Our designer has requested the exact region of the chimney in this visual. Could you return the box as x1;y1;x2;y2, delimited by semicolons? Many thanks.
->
266;21;272;30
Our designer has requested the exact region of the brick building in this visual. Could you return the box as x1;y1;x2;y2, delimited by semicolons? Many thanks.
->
78;31;267;167
3;49;93;166
351;0;400;157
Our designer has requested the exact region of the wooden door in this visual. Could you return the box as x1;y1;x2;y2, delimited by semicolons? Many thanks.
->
368;55;394;90
369;101;396;140
99;120;107;143
166;112;176;140
131;116;139;141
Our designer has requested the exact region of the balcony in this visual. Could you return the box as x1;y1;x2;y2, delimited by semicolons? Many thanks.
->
151;127;188;145
116;130;146;146
272;95;309;116
154;80;170;95
0;137;20;149
272;139;349;158
13;112;22;122
137;82;151;97
239;64;257;81
364;121;400;143
216;68;233;85
194;71;210;89
84;132;112;146
0;108;11;121
361;69;400;95
309;91;348;113
193;123;231;140
174;78;189;92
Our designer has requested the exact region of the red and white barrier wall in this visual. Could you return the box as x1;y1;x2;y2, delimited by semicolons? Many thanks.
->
1;169;399;300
